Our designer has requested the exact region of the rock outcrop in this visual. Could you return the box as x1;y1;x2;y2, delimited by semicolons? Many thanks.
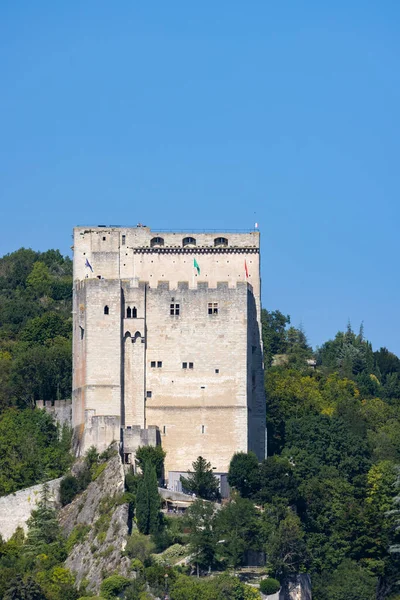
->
59;449;131;592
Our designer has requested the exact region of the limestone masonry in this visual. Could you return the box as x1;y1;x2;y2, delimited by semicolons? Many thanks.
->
72;225;266;479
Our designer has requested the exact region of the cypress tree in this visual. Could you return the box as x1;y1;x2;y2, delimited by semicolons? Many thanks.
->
136;462;161;535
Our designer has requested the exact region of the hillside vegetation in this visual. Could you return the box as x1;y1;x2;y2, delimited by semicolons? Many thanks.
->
0;249;399;599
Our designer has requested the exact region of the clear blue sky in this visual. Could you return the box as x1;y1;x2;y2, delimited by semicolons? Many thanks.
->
1;1;399;354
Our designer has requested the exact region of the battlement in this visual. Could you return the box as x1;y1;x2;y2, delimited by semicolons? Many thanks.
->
36;399;72;428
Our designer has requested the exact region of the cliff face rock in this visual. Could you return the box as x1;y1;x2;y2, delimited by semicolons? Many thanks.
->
59;450;131;592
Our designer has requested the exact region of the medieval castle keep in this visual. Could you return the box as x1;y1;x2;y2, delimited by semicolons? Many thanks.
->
72;225;266;482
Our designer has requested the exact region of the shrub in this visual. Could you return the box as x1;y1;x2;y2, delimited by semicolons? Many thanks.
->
260;578;280;595
60;474;80;506
100;575;131;599
66;524;91;553
124;531;154;564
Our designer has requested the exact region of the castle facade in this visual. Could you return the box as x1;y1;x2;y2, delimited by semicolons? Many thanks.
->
72;226;266;478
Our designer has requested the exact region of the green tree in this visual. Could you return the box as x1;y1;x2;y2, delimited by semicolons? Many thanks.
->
26;261;52;297
3;575;47;600
135;462;161;535
135;445;166;479
314;559;377;600
256;456;298;506
180;456;220;501
228;452;260;498
24;482;66;564
214;495;259;569
185;499;216;572
266;508;307;579
261;309;290;366
100;575;130;599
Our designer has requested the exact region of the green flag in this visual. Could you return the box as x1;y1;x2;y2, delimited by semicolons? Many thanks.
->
193;258;200;275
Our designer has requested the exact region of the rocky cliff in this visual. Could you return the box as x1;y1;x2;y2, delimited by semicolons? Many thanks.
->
59;449;132;593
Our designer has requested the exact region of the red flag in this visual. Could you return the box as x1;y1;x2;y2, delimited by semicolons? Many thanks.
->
244;260;249;278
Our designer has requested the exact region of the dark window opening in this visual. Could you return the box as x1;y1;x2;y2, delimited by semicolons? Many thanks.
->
104;305;109;315
127;307;131;318
146;391;152;398
102;236;106;241
215;369;219;374
163;425;166;435
202;425;205;434
182;362;187;369
183;236;196;247
132;307;137;318
208;302;218;315
189;362;194;369
150;236;164;247
157;361;162;368
79;326;84;340
170;303;180;316
151;361;156;368
214;237;228;247
122;234;126;245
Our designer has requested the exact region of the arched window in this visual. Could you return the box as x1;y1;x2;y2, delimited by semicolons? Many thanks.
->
104;306;109;315
132;307;137;318
132;331;141;343
150;237;164;247
214;237;228;247
183;236;196;247
127;307;132;319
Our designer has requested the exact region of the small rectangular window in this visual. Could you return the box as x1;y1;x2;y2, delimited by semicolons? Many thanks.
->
151;361;156;368
157;361;162;368
170;303;180;316
182;362;187;369
163;425;166;435
189;362;194;369
79;326;84;340
102;236;106;241
122;234;126;245
202;425;205;434
215;369;219;374
146;391;152;398
208;302;218;315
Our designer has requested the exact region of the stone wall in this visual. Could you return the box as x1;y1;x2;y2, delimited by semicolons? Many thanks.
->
0;478;62;541
36;399;72;428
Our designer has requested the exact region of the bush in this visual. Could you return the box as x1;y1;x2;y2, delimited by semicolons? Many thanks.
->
60;475;80;506
124;531;154;565
100;575;131;599
260;578;280;595
66;524;91;553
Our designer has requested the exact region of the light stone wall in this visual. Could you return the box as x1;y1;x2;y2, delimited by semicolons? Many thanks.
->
0;479;61;541
72;226;265;472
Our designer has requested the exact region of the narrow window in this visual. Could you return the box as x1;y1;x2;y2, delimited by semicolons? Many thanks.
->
102;236;106;241
182;362;187;369
104;305;109;315
163;425;166;435
132;307;137;318
122;234;126;245
189;362;194;369
208;302;218;315
79;326;84;340
146;391;152;398
215;369;219;374
151;361;156;368
170;303;180;316
202;425;205;434
157;361;162;368
127;307;131;319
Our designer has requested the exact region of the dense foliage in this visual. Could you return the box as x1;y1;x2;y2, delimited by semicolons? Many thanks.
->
0;248;72;409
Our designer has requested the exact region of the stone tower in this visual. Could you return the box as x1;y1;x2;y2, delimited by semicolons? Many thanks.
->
72;225;265;478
